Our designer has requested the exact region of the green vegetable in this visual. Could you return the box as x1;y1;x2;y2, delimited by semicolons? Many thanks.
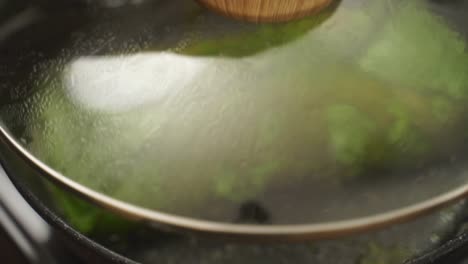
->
327;104;377;171
360;1;468;100
360;243;410;264
48;183;136;236
386;102;430;164
176;0;391;58
177;10;332;57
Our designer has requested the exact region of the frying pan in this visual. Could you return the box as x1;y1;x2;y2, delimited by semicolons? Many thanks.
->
1;0;468;242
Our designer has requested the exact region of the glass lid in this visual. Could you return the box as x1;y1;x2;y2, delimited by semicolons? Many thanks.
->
1;0;468;232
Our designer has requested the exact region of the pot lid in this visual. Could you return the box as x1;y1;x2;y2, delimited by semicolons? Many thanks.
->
1;0;468;238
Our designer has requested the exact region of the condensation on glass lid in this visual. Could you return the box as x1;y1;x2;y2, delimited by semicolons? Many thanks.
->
7;0;468;227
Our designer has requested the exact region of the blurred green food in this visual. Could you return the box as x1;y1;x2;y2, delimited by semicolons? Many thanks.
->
360;243;410;264
360;1;468;100
327;104;378;171
47;183;136;236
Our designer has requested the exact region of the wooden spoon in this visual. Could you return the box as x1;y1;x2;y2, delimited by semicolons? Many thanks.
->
196;0;333;22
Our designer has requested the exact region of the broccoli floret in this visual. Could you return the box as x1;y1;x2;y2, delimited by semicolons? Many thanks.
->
327;104;378;170
386;102;430;163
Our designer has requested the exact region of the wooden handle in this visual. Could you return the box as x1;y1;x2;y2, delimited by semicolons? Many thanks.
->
196;0;333;22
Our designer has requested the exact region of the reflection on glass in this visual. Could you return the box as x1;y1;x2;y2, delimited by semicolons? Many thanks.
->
65;53;210;112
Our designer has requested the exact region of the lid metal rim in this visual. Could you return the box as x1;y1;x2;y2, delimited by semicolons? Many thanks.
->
1;124;467;241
